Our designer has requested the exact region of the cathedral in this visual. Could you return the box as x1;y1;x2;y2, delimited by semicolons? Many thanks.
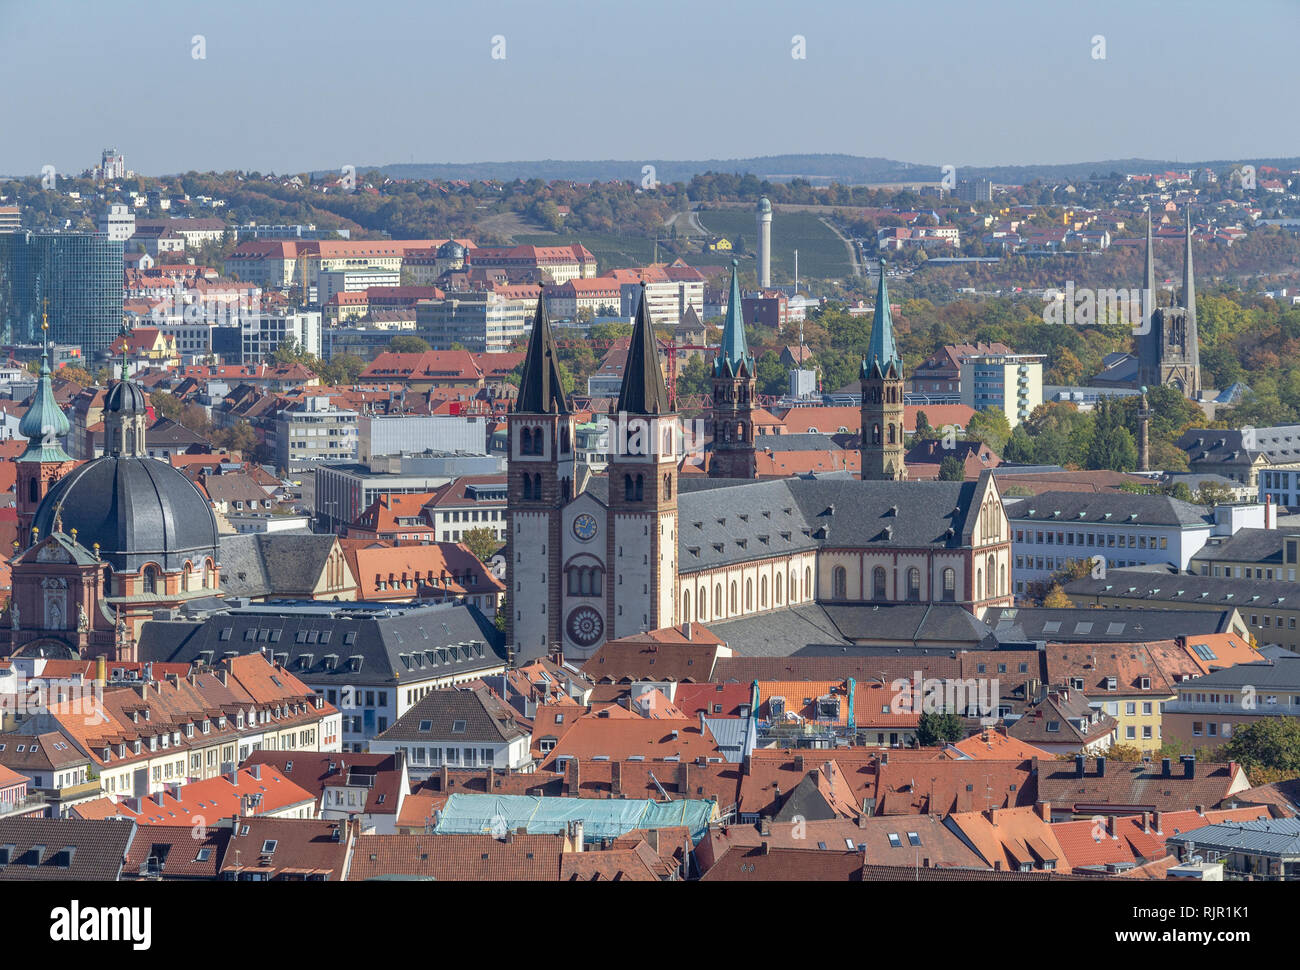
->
505;264;1013;662
1095;210;1201;399
5;332;222;660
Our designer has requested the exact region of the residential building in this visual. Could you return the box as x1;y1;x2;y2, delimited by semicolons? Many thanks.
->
1164;655;1300;752
274;395;358;470
416;289;538;353
136;601;507;753
369;685;532;781
960;352;1044;428
97;204;135;242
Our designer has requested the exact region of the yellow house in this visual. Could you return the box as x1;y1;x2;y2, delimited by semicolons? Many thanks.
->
708;237;733;252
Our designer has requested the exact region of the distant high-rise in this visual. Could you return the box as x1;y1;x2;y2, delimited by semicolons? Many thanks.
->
99;148;126;181
0;231;124;361
956;178;994;203
756;197;772;288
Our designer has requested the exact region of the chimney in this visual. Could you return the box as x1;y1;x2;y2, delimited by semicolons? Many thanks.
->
1161;757;1171;777
564;757;580;796
1142;812;1152;834
1229;761;1239;777
1183;755;1196;779
1097;756;1106;777
1153;811;1164;834
1195;804;1205;816
1075;754;1085;778
1106;815;1116;838
610;760;622;797
96;655;107;687
438;764;449;792
698;710;707;735
795;754;805;773
1035;801;1051;822
570;819;584;852
677;761;691;796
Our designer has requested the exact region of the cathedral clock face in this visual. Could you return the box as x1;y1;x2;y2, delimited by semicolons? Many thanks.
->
566;606;604;648
572;513;598;542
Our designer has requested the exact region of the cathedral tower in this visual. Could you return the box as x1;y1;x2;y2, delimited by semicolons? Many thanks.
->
506;295;575;660
607;284;679;639
709;260;757;479
1138;209;1201;399
860;261;907;481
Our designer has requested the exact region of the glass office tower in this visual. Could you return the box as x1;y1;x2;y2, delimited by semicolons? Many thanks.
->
0;230;123;361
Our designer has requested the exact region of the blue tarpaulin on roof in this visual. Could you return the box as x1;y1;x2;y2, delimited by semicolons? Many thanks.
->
432;793;717;844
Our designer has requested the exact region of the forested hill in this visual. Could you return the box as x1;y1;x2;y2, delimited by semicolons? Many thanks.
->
332;154;1300;185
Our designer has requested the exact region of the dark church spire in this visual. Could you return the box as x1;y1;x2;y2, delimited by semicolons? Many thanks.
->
617;283;671;416
516;294;569;415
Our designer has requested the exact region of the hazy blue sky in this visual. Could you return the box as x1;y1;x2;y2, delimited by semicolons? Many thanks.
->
1;0;1294;176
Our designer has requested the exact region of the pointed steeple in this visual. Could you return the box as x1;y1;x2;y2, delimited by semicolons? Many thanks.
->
516;294;569;415
714;260;754;378
617;283;671;416
1182;208;1196;322
1143;209;1156;321
861;260;902;379
18;303;72;463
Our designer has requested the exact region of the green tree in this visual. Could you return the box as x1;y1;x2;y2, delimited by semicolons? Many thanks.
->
320;353;365;386
1194;481;1238;506
388;335;431;354
965;408;1012;454
212;420;257;455
916;710;965;746
461;526;502;562
754;350;787;396
938;455;965;481
1221;719;1300;775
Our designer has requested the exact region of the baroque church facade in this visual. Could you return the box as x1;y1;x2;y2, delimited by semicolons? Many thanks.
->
506;265;1013;662
5;334;222;660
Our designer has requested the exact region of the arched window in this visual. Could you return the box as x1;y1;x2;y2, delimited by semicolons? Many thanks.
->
714;584;723;616
887;423;896;444
523;475;534;501
664;474;672;500
28;478;38;504
634;475;644;502
520;427;533;455
832;566;848;599
999;563;1006;598
976;569;983;601
987;555;997;598
872;423;881;445
624;474;634;501
942;568;955;602
745;578;753;611
142;565;159;595
776;571;784;604
683;588;691;622
662;427;673;455
737;421;747;443
805;567;812;599
729;581;737;613
183;561;194;591
699;585;707;619
872;566;887;601
760;575;768;608
907;567;921;601
204;558;214;589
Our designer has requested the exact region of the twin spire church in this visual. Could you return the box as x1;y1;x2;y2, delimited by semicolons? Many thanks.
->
505;263;1012;662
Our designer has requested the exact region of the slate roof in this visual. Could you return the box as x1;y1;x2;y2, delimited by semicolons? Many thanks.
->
982;606;1237;643
375;685;528;744
1191;528;1286;565
617;284;670;416
1005;490;1212;528
136;601;506;689
218;532;339;599
699;845;865;881
677;474;990;573
1166;655;1300;690
1176;428;1266;466
122;826;230;880
0;817;136;881
1066;568;1299;613
1166;817;1300;856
